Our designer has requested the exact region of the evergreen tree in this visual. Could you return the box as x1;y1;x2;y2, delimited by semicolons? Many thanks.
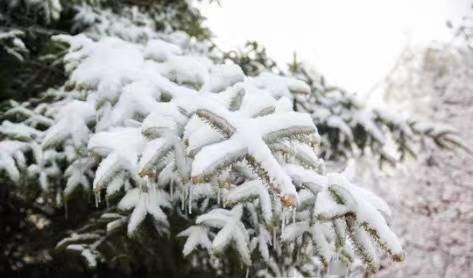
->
0;1;466;277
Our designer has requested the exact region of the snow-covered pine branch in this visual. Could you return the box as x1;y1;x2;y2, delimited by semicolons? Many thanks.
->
0;29;29;61
290;67;469;164
2;0;62;24
0;29;403;276
222;42;467;165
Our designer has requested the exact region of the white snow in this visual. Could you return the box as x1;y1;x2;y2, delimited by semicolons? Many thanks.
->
0;22;404;273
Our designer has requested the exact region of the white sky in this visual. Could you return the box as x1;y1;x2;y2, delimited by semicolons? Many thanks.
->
197;0;471;95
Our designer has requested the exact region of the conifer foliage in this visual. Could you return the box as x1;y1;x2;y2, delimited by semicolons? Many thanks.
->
7;1;471;277
0;7;404;275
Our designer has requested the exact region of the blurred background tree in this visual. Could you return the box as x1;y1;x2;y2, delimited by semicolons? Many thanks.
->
372;20;473;277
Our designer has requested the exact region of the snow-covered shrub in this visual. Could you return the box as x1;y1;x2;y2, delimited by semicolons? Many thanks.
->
0;32;404;276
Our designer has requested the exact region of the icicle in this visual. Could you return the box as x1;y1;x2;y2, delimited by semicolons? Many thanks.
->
170;180;174;200
150;177;157;195
94;191;100;208
56;191;61;207
245;268;249;278
275;226;281;255
272;227;277;247
188;186;192;214
217;186;221;206
155;170;159;189
281;208;286;236
292;208;296;224
181;189;186;212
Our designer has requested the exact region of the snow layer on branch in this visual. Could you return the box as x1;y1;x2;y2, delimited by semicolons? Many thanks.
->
196;205;251;265
0;121;41;141
0;29;29;60
118;186;170;235
224;179;273;223
42;100;95;148
0;141;29;183
178;225;212;256
316;174;402;262
251;72;311;99
190;108;317;207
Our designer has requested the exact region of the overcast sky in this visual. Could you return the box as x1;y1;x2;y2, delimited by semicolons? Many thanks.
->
197;0;471;95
